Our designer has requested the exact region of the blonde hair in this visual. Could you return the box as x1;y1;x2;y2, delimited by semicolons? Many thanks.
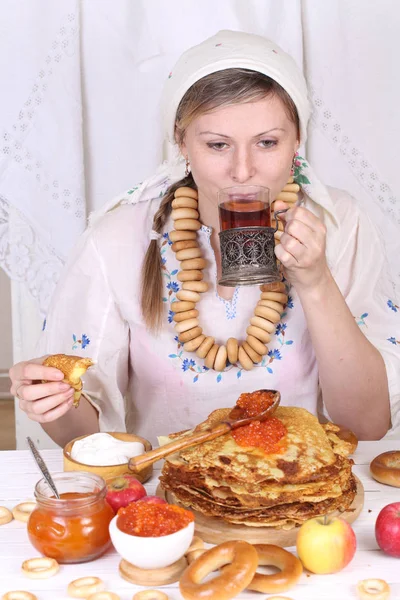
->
141;68;300;331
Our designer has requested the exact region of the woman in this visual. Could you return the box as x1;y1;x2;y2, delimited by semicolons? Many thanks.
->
9;31;399;446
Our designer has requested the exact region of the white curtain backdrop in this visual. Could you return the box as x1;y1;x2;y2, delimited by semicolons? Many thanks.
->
1;0;398;447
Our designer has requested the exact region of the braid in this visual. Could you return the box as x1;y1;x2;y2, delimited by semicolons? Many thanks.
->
141;173;196;331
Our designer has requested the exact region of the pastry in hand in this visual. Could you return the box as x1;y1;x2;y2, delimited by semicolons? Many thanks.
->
43;354;94;407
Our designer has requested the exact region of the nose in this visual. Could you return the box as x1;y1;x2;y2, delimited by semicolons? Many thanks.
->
230;147;256;183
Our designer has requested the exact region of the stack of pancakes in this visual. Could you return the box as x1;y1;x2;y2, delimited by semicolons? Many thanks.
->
159;407;357;529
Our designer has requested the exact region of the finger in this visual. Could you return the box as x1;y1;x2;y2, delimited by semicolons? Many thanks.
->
17;381;72;403
284;219;314;247
275;240;299;266
11;360;65;384
22;389;75;417
26;397;75;424
284;206;327;236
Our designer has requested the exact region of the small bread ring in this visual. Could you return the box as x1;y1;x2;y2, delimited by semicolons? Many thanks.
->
171;301;196;313
242;341;262;364
204;344;219;369
171;208;199;221
180;540;258;600
0;506;13;525
214;345;227;372
12;503;36;523
246;325;271;344
174;187;198;199
174;219;201;231
257;299;284;314
356;578;390;600
246;335;268;356
171;239;198;252
370;451;400;487
183;334;206;352
132;592;169;600
67;577;105;598
87;594;120;600
196;336;215;359
186;536;205;554
178;327;203;343
21;557;59;579
260;292;288;304
182;281;209;293
176;247;202;261
173;309;199;323
180;258;207;271
250;315;276;333
247;544;303;593
172;197;198;210
238;346;254;371
254;305;281;324
169;229;197;243
176;290;201;303
174;318;199;334
260;282;287;293
226;337;239;364
177;270;204;282
1;593;38;600
186;548;207;564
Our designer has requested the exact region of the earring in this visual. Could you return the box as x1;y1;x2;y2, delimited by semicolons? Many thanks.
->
185;157;191;177
290;151;298;176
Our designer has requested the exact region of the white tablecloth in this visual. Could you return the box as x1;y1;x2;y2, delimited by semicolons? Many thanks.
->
0;442;399;599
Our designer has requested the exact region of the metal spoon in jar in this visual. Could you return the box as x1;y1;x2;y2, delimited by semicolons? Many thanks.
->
26;437;60;499
129;389;280;474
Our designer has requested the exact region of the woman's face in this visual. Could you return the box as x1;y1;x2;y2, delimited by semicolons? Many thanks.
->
179;94;299;204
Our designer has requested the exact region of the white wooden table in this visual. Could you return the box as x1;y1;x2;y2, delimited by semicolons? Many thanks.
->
0;441;399;599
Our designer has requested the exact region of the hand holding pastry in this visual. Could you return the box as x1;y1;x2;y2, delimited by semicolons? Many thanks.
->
9;354;93;423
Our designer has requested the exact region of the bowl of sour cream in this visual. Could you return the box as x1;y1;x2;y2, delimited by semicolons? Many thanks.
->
63;432;153;483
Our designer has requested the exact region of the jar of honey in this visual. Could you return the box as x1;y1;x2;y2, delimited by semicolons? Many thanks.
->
27;472;114;563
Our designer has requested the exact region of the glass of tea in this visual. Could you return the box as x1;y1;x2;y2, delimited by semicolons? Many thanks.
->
217;185;282;286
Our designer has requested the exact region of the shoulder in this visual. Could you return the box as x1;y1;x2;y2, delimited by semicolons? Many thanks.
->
326;185;380;242
89;195;163;252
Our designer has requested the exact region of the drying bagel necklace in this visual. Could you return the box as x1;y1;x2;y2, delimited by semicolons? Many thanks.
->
168;177;300;372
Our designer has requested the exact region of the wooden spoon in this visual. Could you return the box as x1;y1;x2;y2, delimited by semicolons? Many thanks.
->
129;389;280;473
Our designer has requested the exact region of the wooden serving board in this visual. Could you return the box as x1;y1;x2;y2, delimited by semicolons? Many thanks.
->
156;475;364;547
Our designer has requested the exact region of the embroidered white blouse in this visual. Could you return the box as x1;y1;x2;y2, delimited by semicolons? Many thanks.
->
37;185;400;444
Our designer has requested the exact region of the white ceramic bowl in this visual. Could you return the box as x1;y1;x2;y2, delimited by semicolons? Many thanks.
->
109;514;194;569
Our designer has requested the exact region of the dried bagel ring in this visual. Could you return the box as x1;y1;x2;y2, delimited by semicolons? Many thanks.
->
226;338;239;364
246;544;303;593
132;592;169;600
356;579;390;600
67;577;105;598
171;208;199;221
21;557;59;579
87;594;120;600
169;230;197;243
12;502;36;523
370;451;400;487
174;187;198;199
238;346;254;371
183;334;206;352
196;336;215;358
180;540;258;600
2;592;38;600
172;197;198;209
0;506;13;525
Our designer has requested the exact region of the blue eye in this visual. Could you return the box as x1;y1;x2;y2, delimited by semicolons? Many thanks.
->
207;142;228;151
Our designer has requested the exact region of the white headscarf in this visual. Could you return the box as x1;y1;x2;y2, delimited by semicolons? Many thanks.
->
89;29;338;248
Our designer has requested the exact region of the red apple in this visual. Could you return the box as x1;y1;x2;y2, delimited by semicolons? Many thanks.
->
375;502;400;557
138;495;167;505
296;515;357;574
106;474;146;513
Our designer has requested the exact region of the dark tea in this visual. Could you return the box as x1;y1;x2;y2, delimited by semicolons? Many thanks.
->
219;199;271;231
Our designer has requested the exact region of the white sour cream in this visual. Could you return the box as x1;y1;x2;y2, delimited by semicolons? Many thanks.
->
71;432;145;466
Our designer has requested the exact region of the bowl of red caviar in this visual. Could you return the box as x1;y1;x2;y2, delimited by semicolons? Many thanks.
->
109;500;195;569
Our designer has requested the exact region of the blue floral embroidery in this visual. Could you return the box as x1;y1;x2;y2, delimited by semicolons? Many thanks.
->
286;295;294;309
354;313;368;327
388;299;399;313
72;334;90;350
182;358;196;372
168;310;174;324
163;232;173;246
42;318;47;331
167;281;180;293
388;337;400;345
